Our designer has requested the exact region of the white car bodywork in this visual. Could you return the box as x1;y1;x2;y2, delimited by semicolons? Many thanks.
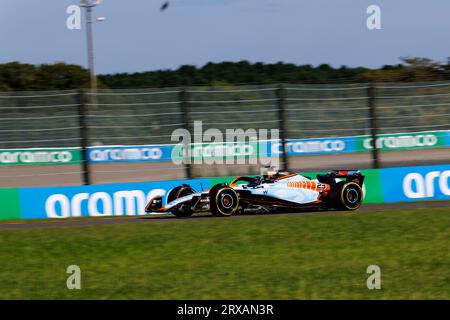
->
163;174;322;211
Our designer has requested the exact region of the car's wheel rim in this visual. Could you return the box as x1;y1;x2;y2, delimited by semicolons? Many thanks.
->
221;194;234;209
346;188;359;204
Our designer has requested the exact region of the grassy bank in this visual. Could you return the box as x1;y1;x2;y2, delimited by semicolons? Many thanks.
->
0;208;448;299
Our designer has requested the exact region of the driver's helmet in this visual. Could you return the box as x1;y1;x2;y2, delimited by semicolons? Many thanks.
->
266;170;278;178
250;176;263;186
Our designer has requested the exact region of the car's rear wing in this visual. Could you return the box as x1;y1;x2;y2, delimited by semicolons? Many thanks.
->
317;170;365;187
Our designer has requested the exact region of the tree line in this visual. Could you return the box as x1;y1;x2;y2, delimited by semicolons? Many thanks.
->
0;57;449;91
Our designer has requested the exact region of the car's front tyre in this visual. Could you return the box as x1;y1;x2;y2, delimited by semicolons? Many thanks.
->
209;185;239;217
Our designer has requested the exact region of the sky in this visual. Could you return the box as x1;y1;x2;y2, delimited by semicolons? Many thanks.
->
0;0;449;75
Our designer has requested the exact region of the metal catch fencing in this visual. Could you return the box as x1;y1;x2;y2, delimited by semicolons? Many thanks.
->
0;82;449;187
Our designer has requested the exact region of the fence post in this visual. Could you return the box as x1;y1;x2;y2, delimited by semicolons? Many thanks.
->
77;90;91;185
179;88;192;179
368;83;380;169
276;84;289;172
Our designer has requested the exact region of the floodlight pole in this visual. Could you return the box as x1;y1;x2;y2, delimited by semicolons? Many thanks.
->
79;0;101;185
85;4;97;93
80;0;100;95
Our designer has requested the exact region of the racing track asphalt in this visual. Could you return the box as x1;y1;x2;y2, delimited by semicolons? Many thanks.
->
1;200;449;229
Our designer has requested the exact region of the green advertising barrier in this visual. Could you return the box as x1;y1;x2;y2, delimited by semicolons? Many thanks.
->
359;169;383;203
209;176;236;186
0;148;82;165
356;131;448;152
0;188;21;220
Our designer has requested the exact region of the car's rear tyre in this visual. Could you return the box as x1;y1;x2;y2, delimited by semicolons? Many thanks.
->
167;185;195;217
329;181;363;211
209;185;239;217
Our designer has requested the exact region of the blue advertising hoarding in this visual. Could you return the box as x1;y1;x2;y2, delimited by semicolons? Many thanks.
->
19;178;211;219
4;163;450;220
87;137;358;164
87;145;174;163
86;131;449;164
380;164;450;202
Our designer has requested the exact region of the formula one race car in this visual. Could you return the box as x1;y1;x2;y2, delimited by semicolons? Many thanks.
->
145;170;365;217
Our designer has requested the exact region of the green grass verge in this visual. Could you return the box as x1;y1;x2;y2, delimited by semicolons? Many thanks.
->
0;208;449;299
